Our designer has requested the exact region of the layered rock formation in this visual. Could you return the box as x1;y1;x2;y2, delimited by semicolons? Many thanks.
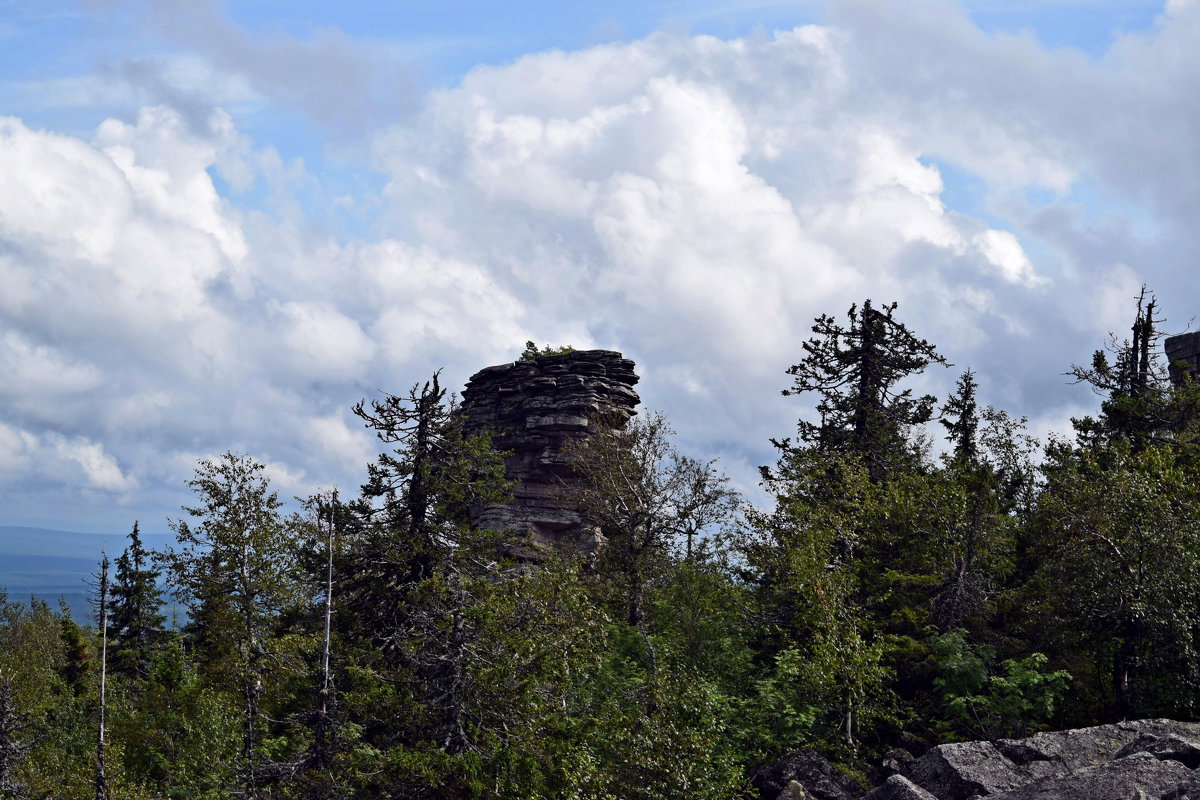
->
1166;331;1200;387
459;350;639;556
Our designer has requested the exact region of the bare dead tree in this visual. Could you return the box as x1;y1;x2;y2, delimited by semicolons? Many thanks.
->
91;554;111;800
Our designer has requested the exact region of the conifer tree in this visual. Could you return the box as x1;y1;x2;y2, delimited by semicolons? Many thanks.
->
941;370;981;465
109;522;165;680
1029;292;1200;719
779;299;948;483
1068;286;1200;446
343;375;510;758
161;452;297;799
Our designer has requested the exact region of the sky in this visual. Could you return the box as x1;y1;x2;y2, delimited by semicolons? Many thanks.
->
1;0;1199;535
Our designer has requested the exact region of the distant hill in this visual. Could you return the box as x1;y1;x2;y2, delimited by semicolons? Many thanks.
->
0;526;176;623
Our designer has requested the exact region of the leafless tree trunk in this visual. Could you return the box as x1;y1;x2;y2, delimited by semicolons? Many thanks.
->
313;490;337;771
95;555;110;800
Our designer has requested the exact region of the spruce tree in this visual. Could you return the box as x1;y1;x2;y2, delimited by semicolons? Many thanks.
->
161;452;298;799
1068;287;1200;447
109;522;165;680
941;370;981;465
778;299;948;483
343;375;510;758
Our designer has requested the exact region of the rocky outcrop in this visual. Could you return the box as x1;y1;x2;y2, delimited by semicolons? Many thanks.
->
1165;770;1200;800
903;740;1032;799
984;751;1191;800
459;350;639;556
754;721;1200;800
1166;331;1200;387
896;719;1200;800
863;776;937;800
752;749;864;800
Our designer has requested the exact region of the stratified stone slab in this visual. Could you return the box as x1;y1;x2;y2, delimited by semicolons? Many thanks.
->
460;350;639;556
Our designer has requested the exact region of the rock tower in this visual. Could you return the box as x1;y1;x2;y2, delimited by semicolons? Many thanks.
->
459;350;640;557
1165;331;1200;387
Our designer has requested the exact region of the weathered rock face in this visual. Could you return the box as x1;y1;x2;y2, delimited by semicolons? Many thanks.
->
754;720;1200;800
898;719;1200;800
459;350;639;556
862;776;938;800
984;751;1191;800
1166;331;1200;387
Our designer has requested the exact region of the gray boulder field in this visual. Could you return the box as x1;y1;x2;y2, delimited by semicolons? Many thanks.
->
901;719;1200;800
758;720;1200;800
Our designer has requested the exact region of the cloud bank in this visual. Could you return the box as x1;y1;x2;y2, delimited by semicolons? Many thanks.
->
2;1;1198;529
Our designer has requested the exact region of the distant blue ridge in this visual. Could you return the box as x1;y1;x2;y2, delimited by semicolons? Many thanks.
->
0;526;178;624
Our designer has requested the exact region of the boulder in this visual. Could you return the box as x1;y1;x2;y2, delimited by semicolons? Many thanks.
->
1163;770;1200;800
752;749;864;800
862;775;938;800
1115;731;1200;769
985;752;1192;800
904;719;1200;800
903;741;1043;800
994;719;1200;774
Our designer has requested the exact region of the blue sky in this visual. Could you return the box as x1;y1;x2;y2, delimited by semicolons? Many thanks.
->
1;0;1198;535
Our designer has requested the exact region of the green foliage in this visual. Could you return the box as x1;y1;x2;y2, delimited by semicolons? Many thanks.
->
568;411;738;626
13;298;1200;796
112;635;240;798
744;450;897;754
584;662;746;800
520;341;576;361
930;631;1070;741
109;522;166;681
0;673;37;799
1026;438;1200;719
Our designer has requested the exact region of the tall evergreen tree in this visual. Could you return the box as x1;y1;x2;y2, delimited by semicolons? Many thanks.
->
340;375;511;765
779;299;949;483
941;370;981;465
109;522;165;680
161;452;298;799
1069;287;1200;447
343;373;509;655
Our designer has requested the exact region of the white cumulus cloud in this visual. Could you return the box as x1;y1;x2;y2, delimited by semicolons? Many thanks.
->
4;4;1200;529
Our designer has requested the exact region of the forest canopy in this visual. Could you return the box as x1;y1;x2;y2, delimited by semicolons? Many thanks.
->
4;294;1200;799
